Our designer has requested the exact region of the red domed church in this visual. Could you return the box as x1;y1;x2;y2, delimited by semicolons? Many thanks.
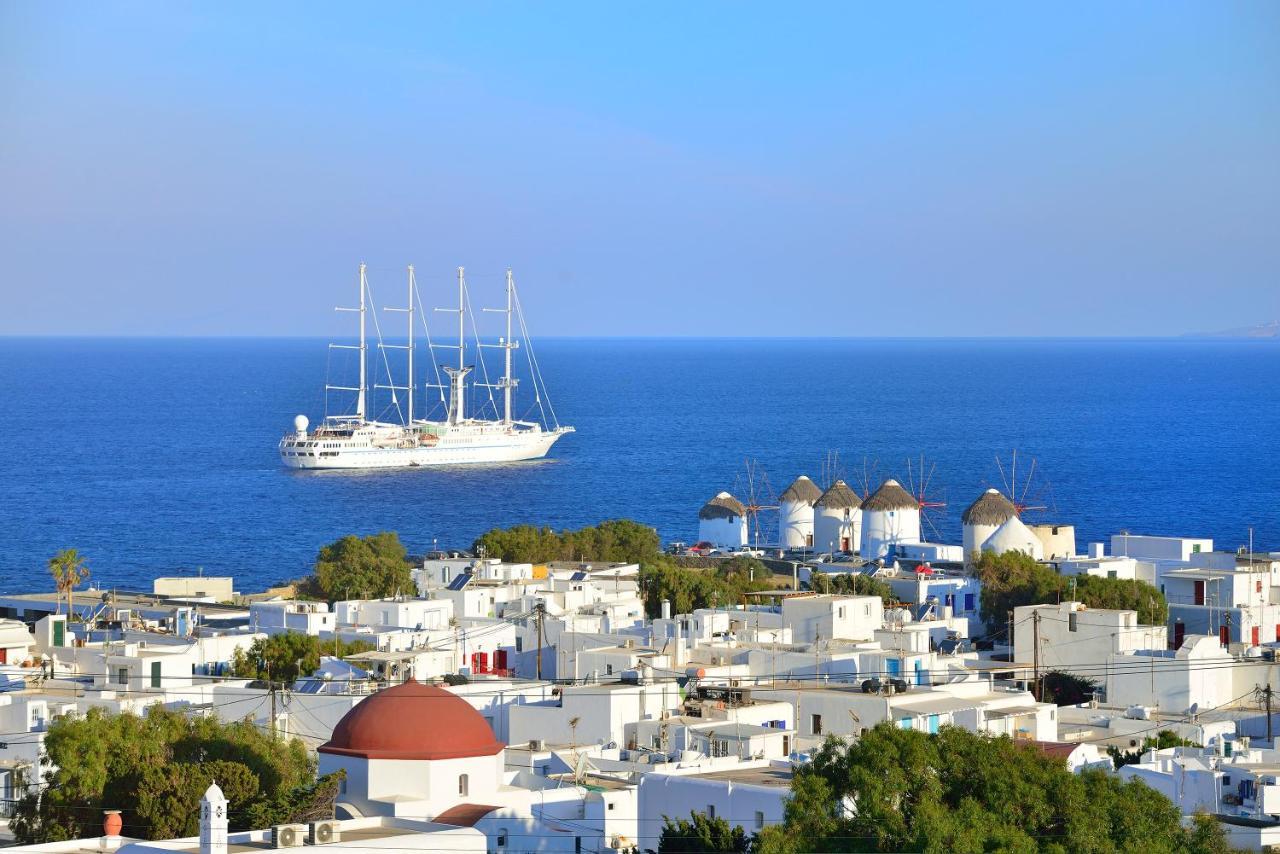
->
319;679;507;819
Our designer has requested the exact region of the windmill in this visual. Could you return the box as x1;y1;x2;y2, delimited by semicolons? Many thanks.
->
819;450;845;490
993;449;1054;517
904;453;949;542
731;458;779;549
855;455;881;501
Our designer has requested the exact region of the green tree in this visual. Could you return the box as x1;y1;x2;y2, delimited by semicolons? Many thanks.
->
657;811;751;853
1040;670;1099;706
760;723;1226;853
313;532;413;601
973;550;1168;631
473;519;661;564
1107;729;1200;769
48;548;90;619
638;557;771;619
232;633;373;684
10;706;327;844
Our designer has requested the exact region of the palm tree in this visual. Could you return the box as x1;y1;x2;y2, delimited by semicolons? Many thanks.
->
48;549;89;620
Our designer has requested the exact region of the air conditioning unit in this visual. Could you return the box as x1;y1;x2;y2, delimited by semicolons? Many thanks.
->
271;824;307;848
309;820;341;844
528;738;545;751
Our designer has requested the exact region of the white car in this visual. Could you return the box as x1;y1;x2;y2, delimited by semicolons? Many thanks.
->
729;547;765;558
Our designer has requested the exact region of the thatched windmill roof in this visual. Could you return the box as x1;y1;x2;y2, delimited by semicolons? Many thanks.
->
962;488;1017;526
699;491;746;520
779;475;823;506
860;478;917;512
815;479;860;510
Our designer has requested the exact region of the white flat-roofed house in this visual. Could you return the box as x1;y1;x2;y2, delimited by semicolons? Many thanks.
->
1013;601;1167;679
250;600;333;635
152;576;235;602
1162;564;1280;647
750;679;1056;749
1111;534;1214;565
636;764;791;853
1049;554;1155;584
782;594;883;643
508;681;683;749
0;618;34;665
334;598;453;631
1105;634;1238;713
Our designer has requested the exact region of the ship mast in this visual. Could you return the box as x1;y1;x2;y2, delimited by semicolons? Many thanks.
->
358;264;367;420
482;269;520;425
329;264;369;421
503;270;514;425
406;266;415;425
437;267;472;426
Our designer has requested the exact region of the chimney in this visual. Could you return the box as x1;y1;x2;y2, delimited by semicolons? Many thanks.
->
200;783;228;854
661;600;672;621
99;810;123;851
1088;542;1105;559
673;620;684;667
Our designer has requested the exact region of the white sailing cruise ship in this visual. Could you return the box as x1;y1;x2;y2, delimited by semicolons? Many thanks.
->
280;265;573;469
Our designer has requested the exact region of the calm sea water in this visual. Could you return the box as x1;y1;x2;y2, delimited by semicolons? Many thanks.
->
0;337;1276;593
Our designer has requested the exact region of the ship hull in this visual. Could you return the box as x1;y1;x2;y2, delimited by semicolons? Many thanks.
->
280;429;566;470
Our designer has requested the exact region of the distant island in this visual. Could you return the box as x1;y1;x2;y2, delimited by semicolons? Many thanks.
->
1184;320;1279;339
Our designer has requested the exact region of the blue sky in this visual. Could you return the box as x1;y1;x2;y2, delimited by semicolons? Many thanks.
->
1;2;1277;336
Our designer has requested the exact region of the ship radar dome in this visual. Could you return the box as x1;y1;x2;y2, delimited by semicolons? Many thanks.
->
699;491;747;520
293;414;309;433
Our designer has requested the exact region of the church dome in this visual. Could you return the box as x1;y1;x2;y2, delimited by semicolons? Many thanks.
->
318;678;504;761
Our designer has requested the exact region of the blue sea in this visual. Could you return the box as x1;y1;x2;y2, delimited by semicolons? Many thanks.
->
0;337;1276;593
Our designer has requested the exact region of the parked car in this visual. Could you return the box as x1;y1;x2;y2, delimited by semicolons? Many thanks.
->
688;541;717;555
729;547;765;558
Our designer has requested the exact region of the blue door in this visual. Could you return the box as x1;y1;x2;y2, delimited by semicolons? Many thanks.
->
964;593;976;612
915;660;927;686
928;714;940;734
886;658;901;677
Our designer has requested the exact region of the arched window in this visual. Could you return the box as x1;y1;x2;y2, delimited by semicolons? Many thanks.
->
458;774;469;796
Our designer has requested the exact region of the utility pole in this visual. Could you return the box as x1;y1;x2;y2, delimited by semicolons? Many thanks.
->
1032;609;1042;702
268;679;278;738
1266;684;1274;743
535;602;546;681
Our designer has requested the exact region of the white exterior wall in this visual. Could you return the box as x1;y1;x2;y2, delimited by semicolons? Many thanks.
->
963;523;999;562
779;500;815;549
782;595;882;643
636;771;786;853
698;516;748;548
861;508;921;561
1012;603;1166;678
1111;535;1213;563
319;752;504;819
1105;636;1236;712
813;507;860;555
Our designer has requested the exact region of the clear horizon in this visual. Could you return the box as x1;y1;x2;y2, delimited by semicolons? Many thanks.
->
2;3;1277;337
